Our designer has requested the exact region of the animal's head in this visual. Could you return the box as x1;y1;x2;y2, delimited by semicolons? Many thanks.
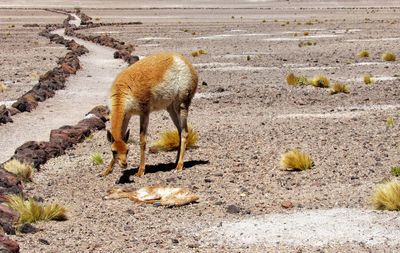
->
107;129;130;168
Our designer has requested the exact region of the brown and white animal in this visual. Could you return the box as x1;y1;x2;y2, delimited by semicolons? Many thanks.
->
104;185;199;207
100;52;198;177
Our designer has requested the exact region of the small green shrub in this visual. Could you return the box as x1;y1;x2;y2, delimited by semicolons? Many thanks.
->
91;152;104;165
391;166;400;177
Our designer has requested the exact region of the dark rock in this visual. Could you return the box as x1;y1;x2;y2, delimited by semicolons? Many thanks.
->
0;169;23;200
0;236;20;253
13;141;48;168
0;105;13;124
38;238;50;245
61;63;77;75
18;223;38;234
226;204;241;214
7;107;20;116
86;105;110;122
0;205;19;235
77;117;106;131
22;23;39;27
50;126;90;149
128;55;139;65
12;95;38;112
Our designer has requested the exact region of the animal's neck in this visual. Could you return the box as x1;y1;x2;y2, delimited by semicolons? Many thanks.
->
110;97;130;141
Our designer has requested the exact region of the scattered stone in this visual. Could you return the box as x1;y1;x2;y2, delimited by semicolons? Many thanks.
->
0;204;19;235
0;106;12;125
281;200;294;209
201;81;208;86
226;204;241;214
18;223;38;234
128;55;140;65
0;236;19;253
149;146;159;154
38;238;50;245
86;105;110;122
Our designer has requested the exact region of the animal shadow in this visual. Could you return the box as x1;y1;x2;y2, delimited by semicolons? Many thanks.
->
117;160;209;184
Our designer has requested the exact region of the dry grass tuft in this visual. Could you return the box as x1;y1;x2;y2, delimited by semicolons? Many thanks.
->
280;149;313;171
371;180;400;210
286;73;299;85
330;83;349;94
358;50;370;58
310;75;330;88
286;73;309;86
151;126;198;151
0;82;8;93
4;160;33;182
298;41;316;47
7;195;67;224
386;116;395;128
363;74;374;84
91;152;104;165
382;52;396;61
191;49;207;57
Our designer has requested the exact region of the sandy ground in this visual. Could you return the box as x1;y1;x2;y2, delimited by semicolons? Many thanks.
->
1;1;400;252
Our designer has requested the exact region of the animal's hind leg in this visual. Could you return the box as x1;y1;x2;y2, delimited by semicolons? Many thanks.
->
167;105;182;164
175;103;190;172
136;113;149;177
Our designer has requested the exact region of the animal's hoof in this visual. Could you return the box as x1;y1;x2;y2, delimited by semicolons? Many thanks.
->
98;172;109;177
135;172;144;177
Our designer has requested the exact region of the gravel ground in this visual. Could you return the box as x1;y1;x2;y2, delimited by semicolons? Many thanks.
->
2;2;400;252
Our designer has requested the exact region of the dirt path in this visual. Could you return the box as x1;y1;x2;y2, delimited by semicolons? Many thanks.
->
0;16;125;163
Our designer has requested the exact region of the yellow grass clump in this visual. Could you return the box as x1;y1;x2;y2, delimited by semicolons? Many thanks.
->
330;83;349;94
280;149;313;171
303;31;309;36
286;73;309;86
0;82;8;93
152;126;198;151
191;49;207;57
386;116;395;128
286;73;299;85
7;195;67;224
3;159;33;182
363;74;374;84
382;52;396;61
358;50;369;58
310;75;330;88
371;180;400;210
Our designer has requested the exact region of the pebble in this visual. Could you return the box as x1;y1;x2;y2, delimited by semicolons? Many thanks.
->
226;204;241;214
281;200;294;209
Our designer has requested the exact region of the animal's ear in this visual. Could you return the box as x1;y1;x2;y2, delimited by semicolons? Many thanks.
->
107;130;114;143
123;129;130;143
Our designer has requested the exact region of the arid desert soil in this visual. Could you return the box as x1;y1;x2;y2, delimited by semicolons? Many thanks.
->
1;2;400;252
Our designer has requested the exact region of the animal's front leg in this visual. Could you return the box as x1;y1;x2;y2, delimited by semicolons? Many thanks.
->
135;113;149;177
100;158;115;177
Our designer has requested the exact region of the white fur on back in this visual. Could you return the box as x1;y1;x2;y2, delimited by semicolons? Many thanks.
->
150;55;193;111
